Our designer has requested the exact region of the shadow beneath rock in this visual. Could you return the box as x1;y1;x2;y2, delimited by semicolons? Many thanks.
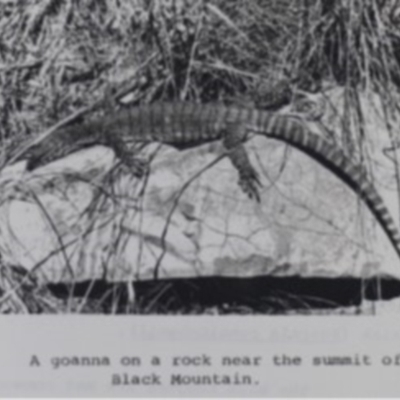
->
47;274;400;314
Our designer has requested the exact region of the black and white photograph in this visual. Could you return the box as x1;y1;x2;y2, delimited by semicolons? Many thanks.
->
1;0;400;316
1;0;400;396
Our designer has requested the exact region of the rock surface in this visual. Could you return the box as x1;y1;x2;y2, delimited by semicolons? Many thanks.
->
0;91;399;283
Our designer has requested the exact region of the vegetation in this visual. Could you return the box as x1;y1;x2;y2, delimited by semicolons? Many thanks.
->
1;0;400;313
1;0;400;148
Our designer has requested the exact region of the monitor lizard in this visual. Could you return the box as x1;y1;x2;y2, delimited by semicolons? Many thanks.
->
15;102;400;260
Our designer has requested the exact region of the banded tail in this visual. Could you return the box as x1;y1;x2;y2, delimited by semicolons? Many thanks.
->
248;109;400;260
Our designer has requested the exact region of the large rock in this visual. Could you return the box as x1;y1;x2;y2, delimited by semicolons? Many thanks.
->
0;95;399;282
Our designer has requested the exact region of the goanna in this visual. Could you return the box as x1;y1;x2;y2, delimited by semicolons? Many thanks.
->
17;102;400;260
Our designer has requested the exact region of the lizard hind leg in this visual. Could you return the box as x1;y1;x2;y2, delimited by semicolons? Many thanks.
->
223;129;262;202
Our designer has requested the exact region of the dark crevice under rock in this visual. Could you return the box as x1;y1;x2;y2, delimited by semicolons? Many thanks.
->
46;275;400;314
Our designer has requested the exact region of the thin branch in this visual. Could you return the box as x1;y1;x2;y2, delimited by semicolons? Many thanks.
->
153;151;228;279
27;188;75;280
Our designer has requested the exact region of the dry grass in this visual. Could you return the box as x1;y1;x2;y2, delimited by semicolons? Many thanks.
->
1;0;400;313
1;0;400;153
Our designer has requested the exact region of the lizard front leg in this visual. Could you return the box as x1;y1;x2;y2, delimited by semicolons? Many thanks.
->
223;128;261;202
109;137;149;178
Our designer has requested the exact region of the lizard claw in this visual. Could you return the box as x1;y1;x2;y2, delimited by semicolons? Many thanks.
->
238;170;262;202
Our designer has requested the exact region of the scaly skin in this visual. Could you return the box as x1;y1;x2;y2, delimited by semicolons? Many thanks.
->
19;102;400;260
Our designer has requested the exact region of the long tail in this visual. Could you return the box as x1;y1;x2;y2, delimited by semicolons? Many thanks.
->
251;110;400;260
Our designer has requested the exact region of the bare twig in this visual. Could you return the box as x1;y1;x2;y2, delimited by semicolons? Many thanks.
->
153;151;229;279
